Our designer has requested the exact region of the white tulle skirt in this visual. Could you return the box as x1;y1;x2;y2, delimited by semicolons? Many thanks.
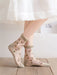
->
0;0;57;23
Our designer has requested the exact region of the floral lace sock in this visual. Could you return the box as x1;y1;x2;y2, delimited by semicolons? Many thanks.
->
8;33;28;68
24;41;49;67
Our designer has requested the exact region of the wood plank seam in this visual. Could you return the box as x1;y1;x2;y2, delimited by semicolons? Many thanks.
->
16;68;18;75
46;59;54;75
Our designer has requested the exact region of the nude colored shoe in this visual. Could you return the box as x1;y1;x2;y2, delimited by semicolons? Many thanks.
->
8;34;28;68
24;42;50;67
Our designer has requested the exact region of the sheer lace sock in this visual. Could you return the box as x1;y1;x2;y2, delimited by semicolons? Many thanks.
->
8;33;28;68
24;41;49;67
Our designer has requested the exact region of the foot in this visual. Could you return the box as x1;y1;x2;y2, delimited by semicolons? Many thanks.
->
8;33;28;68
24;41;50;67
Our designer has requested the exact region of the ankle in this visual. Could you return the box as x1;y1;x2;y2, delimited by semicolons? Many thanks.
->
25;41;33;47
21;33;29;42
22;33;30;40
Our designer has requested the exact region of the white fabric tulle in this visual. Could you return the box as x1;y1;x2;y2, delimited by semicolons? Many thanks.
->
0;0;57;22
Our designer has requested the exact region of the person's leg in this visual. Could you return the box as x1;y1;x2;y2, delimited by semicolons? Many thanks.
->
8;33;29;67
24;19;48;46
24;19;49;67
23;19;48;39
24;21;33;45
8;18;49;68
8;21;32;68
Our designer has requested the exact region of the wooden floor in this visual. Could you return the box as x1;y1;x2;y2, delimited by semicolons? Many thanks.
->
0;58;57;75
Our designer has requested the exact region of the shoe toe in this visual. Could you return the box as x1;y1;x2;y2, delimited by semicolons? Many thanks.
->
19;63;24;68
42;63;50;67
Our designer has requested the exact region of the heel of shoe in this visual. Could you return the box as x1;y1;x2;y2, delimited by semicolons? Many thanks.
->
8;43;16;53
8;43;13;50
8;44;12;51
8;44;15;57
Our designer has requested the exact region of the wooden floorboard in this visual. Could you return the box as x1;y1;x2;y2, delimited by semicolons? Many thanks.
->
17;58;53;75
0;57;17;67
0;58;57;75
0;67;17;75
17;67;37;75
47;58;57;75
36;58;53;75
0;58;17;75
